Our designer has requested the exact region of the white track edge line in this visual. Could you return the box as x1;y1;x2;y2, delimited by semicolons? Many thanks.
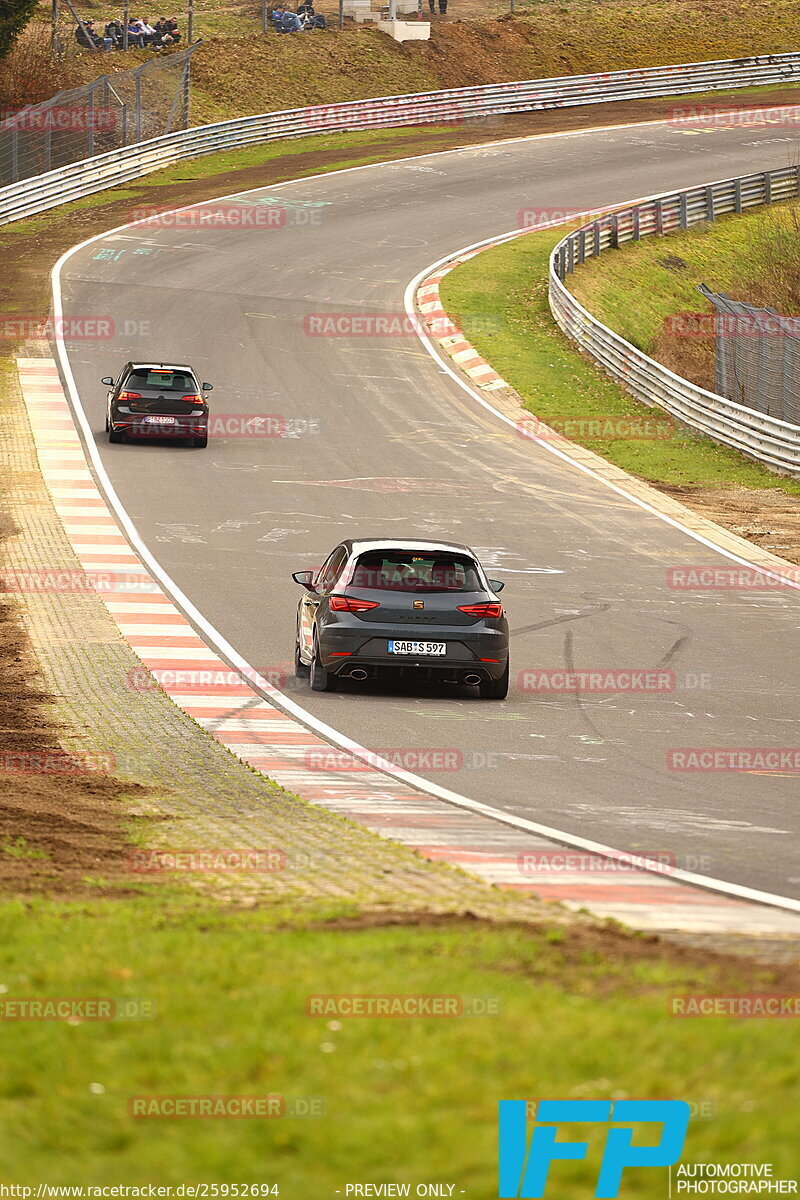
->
49;137;800;916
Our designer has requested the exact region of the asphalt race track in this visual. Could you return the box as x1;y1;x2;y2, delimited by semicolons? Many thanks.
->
57;117;800;900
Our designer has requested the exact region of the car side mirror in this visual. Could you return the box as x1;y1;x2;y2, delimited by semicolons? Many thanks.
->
101;377;114;386
201;382;213;391
487;578;505;592
292;570;315;587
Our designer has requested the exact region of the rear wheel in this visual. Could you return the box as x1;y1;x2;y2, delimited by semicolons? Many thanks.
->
108;427;123;444
295;639;310;678
479;660;509;700
193;433;208;448
310;633;337;692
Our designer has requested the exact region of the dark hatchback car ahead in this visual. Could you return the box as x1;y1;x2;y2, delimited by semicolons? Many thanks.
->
103;362;212;447
293;539;509;699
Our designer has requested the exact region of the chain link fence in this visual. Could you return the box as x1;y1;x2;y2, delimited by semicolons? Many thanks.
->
0;42;199;186
698;285;800;426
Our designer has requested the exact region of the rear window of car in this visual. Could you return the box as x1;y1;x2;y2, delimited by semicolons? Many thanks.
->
349;551;481;593
127;370;196;392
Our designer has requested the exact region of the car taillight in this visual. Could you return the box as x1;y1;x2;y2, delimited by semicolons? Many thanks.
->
457;602;503;618
117;391;141;403
179;394;203;404
330;595;380;613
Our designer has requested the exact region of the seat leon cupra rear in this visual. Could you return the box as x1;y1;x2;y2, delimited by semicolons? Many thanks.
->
292;539;509;698
103;362;212;447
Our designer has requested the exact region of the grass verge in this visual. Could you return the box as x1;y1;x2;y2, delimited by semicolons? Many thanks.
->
1;894;799;1187
440;228;800;495
566;199;800;392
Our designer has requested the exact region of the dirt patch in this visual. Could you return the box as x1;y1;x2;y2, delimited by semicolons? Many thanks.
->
13;0;800;116
312;911;800;980
660;484;800;561
0;589;147;897
652;321;716;392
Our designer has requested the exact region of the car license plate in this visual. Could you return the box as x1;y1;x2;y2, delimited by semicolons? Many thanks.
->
388;640;446;656
145;415;176;425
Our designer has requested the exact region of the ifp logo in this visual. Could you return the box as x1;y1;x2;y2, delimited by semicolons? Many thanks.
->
498;1099;690;1197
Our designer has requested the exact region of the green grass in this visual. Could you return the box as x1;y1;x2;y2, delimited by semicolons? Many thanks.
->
440;228;800;492
1;836;49;861
1;893;798;1187
567;199;793;353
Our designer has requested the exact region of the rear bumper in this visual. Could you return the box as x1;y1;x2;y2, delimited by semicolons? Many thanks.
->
318;624;508;681
112;417;208;439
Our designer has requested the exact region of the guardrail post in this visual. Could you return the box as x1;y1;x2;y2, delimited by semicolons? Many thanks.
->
734;178;742;213
764;171;773;204
679;193;688;230
611;213;619;248
656;199;663;234
632;207;640;241
182;51;191;129
782;327;795;424
87;85;95;158
592;220;601;258
706;185;715;221
135;69;143;143
567;236;574;275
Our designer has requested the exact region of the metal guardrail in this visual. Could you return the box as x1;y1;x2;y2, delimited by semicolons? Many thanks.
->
0;44;199;187
549;167;800;476
1;52;800;225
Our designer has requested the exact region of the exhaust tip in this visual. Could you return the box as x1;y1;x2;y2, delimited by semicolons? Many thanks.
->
349;668;369;681
463;673;482;686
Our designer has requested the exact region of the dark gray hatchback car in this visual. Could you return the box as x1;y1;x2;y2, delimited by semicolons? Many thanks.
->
103;361;212;447
292;539;509;699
